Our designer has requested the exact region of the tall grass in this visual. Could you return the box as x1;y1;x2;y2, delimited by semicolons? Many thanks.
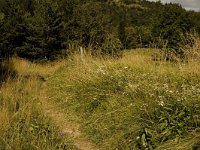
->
1;37;200;149
48;48;200;149
0;58;76;149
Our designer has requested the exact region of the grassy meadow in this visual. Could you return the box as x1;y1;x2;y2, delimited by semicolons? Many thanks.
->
0;48;200;149
0;58;77;149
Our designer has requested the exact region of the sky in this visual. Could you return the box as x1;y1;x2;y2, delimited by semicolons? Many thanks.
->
148;0;200;11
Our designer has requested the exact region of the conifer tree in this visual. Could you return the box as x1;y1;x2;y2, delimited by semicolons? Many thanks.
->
0;0;31;59
18;0;64;60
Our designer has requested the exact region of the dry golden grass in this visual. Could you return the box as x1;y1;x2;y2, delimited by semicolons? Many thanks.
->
0;45;200;149
0;58;76;149
11;57;66;77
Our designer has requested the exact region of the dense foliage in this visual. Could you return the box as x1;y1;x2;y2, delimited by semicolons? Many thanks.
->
0;0;200;61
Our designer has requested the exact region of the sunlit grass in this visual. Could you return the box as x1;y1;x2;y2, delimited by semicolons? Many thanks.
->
48;48;200;149
11;57;66;77
0;58;76;149
1;48;200;149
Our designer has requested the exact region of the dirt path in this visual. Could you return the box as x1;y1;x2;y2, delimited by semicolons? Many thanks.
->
40;83;99;150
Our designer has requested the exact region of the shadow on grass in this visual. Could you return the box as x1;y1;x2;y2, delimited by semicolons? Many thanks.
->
0;59;17;86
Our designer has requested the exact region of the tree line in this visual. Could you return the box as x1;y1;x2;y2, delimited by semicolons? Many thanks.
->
0;0;200;61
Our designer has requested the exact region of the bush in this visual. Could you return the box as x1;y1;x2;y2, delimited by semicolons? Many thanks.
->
101;34;123;57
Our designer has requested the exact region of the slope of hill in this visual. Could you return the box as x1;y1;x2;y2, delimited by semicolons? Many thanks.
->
47;49;200;149
0;49;200;149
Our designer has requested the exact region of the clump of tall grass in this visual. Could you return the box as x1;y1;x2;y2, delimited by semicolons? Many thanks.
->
152;33;200;64
181;33;200;62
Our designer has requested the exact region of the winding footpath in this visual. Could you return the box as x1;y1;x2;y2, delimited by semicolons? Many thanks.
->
40;83;99;150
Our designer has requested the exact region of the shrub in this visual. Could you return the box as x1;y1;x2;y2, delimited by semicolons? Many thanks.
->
101;34;123;57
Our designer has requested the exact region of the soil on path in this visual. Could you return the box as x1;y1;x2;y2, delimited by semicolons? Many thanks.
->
40;83;99;150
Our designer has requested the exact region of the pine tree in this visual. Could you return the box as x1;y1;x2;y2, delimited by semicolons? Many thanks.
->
0;0;32;59
18;0;65;60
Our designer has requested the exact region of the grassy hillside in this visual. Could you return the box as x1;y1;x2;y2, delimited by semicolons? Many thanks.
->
47;49;200;149
0;49;200;149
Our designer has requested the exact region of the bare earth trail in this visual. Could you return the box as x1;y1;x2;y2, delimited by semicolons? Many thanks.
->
40;83;99;150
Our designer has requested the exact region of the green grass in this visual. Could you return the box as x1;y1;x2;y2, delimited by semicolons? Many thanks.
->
47;49;200;149
0;58;77;149
1;49;200;149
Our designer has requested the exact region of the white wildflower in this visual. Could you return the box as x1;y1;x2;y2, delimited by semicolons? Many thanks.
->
159;100;164;106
